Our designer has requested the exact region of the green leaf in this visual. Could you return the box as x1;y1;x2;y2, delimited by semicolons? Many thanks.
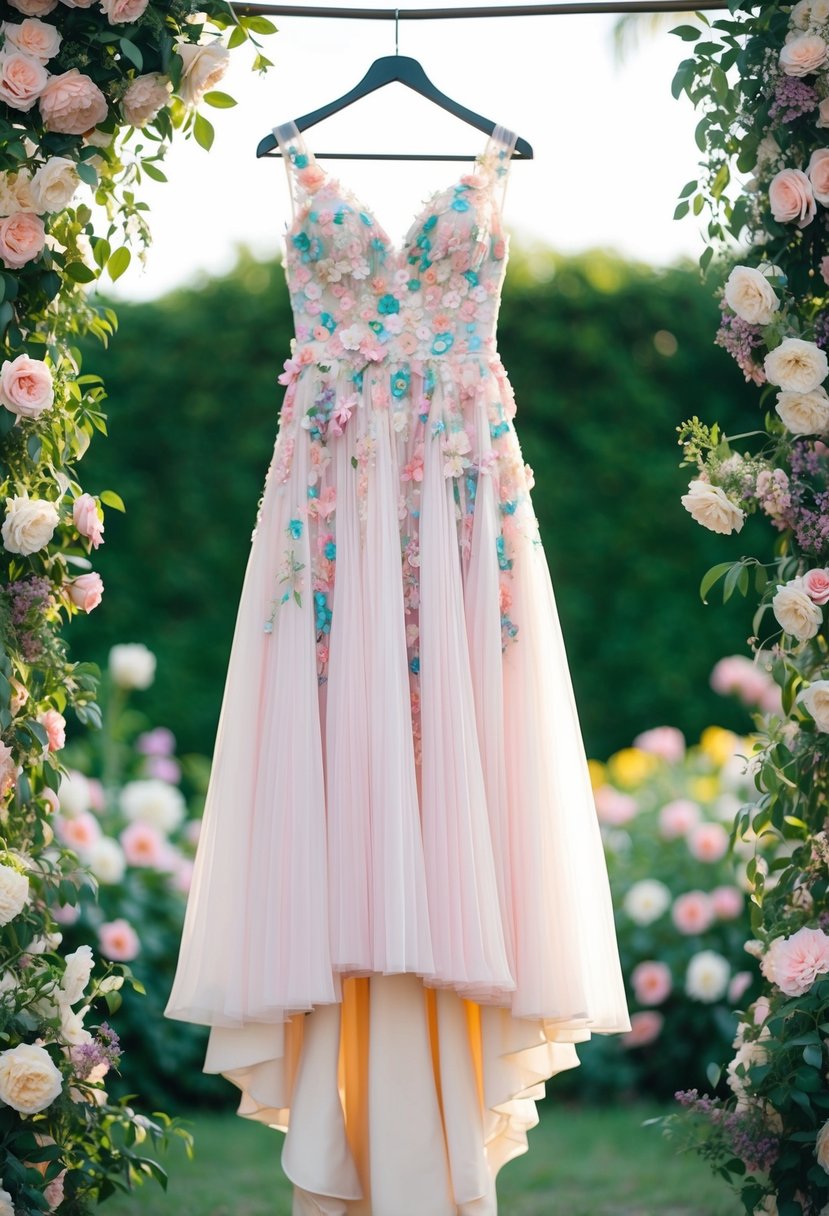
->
64;261;97;284
119;37;143;70
106;247;131;281
671;24;701;40
100;489;125;512
242;13;277;33
141;161;168;183
75;161;98;187
227;23;246;48
674;200;690;221
700;561;734;604
193;112;214;151
804;1043;824;1069
203;91;237;109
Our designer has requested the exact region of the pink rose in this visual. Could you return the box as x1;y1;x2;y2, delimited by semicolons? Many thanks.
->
0;354;53;420
98;918;140;961
780;32;828;77
688;821;729;863
56;811;101;853
809;148;829;206
44;1169;66;1210
122;72;169;127
66;572;103;613
0;50;48;112
0;740;16;798
728;971;753;1005
803;567;829;605
631;960;672;1006
2;18;61;63
622;1011;664;1050
39;69;108;135
822;255;829;287
594;785;637;826
38;708;66;752
72;492;104;548
769;167;816;228
762;925;829;996
671;890;714;935
0;212;45;268
658;798;700;840
59;0;96;8
100;0;148;23
752;995;770;1025
711;885;744;921
633;725;686;764
8;0;57;15
119;820;165;868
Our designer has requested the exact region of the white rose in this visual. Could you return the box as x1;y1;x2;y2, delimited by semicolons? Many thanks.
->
773;580;823;640
87;836;125;884
174;40;229;107
57;770;90;818
792;0;812;26
119;779;185;833
780;31;828;75
0;1187;12;1216
765;337;829;392
776;386;829;434
814;0;829;22
681;479;745;535
724;265;780;325
623;879;671;926
60;943;93;1004
0;1042;62;1113
2;494;58;555
686;949;731;1003
30;157;78;214
800;679;829;730
108;643;156;689
727;1037;768;1096
59;1002;91;1045
122;72;170;127
0;862;28;926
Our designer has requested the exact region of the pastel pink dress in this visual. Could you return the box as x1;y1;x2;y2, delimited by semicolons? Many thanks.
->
165;120;630;1215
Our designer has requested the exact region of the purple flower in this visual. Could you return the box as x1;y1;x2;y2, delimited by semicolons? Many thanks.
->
715;308;766;385
769;75;819;124
135;727;176;757
144;755;181;784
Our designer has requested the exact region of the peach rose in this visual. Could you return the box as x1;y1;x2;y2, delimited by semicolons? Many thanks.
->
2;17;61;62
0;49;48;112
98;917;139;961
38;708;65;752
0;354;53;420
804;568;829;604
174;40;229;107
56;810;101;853
671;890;715;935
762;925;829;995
8;0;57;15
39;69;108;135
119;820;165;867
809;148;829;206
122;72;169;126
66;572;103;613
72;492;104;548
769;167;816;227
0;211;45;267
780;32;828;76
100;0;148;23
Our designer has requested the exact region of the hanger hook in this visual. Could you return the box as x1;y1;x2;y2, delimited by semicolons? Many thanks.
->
394;7;399;55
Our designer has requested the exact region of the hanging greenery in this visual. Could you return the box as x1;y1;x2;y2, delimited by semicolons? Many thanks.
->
0;0;274;1209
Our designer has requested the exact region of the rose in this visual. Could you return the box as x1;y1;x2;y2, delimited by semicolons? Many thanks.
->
174;40;229;107
66;572;103;613
88;837;125;884
813;0;829;18
119;820;167;867
810;148;829;206
8;0;57;13
39;708;65;751
780;32;829;75
792;0;812;27
688;822;729;862
0;49;48;112
776;386;829;434
0;1187;12;1216
0;742;15;798
631;960;672;1006
0;862;28;925
773;580;823;640
621;1011;663;1049
680;479;745;535
0;170;34;217
0;211;45;268
39;69;108;134
99;0;148;21
72;492;104;548
632;725;685;763
30;157;78;213
0;354;53;420
723;265;780;325
658;798;700;839
108;642;156;689
727;1037;768;1097
768;168;816;227
57;770;90;817
623;879;671;925
765;337;828;392
593;785;636;825
686;950;730;1002
762;925;829;995
672;890;714;935
122;72;169;126
800;679;829;730
0;1042;62;1113
98;918;140;961
2;494;58;555
2;18;61;62
712;886;744;920
804;569;829;605
817;1121;829;1174
61;944;93;1005
119;778;185;832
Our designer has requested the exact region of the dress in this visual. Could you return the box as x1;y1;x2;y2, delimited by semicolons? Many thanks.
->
164;119;630;1215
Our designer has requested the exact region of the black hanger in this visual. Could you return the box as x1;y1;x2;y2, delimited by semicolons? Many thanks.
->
255;54;533;162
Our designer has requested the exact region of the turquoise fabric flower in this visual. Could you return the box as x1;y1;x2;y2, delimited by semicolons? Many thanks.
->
378;294;400;315
288;518;303;539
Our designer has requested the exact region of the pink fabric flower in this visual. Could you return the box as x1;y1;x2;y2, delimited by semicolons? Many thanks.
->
98;918;140;961
631;960;672;1006
402;446;425;483
633;725;685;764
688;821;729;863
56;811;101;853
0;50;48;111
39;69;108;134
762;925;829;995
120;820;165;867
622;1011;664;1049
66;572;103;613
298;164;325;192
594;786;637;826
804;567;829;605
0;354;53;420
38;708;65;752
0;212;45;268
711;885;744;921
658;799;700;840
671;890;714;935
769;168;816;228
73;493;104;548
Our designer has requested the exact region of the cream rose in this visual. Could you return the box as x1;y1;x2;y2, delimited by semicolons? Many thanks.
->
0;354;54;419
0;170;35;217
8;0;57;15
801;680;829;730
30;157;78;214
0;862;28;925
0;49;48;112
769;167;816;227
175;40;229;107
2;493;59;555
39;68;108;134
0;1042;62;1113
810;148;829;206
773;580;824;640
108;642;156;689
100;0;148;21
0;211;44;268
780;32;829;76
775;386;829;434
122;72;170;126
792;0;812;26
814;0;829;22
724;265;780;325
681;480;745;535
765;337;828;392
3;17;61;62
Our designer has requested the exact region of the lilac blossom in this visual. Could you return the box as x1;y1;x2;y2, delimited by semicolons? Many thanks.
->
715;308;767;385
769;76;819;123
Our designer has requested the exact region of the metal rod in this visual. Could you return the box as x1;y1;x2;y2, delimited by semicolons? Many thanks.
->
233;2;728;17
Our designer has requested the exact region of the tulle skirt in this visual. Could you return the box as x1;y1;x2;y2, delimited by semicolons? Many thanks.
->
165;349;629;1211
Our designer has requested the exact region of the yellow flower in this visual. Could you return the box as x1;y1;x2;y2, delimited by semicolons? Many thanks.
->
689;775;721;803
699;726;740;768
607;747;659;789
587;760;607;791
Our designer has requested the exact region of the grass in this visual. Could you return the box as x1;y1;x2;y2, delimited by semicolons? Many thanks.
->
104;1102;741;1216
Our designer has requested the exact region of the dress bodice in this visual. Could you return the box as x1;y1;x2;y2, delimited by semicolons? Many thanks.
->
273;119;518;371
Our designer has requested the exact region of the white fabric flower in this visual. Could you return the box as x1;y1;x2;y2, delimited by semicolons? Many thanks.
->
680;480;745;535
765;337;828;393
773;580;823;640
623;879;671;926
120;779;185;833
776;386;829;434
0;862;28;926
800;680;829;730
686;950;730;1003
723;265;780;325
0;1042;62;1113
108;643;156;689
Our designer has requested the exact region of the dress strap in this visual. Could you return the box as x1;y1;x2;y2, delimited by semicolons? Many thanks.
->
479;124;518;220
272;120;321;220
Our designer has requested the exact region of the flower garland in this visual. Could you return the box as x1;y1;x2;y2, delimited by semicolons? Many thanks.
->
0;0;274;1208
669;3;829;1212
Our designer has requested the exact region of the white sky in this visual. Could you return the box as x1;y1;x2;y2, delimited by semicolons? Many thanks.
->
110;2;707;300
